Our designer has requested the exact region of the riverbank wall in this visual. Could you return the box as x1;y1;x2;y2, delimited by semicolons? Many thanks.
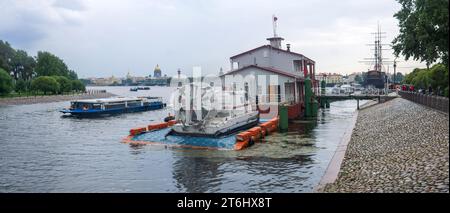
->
0;90;115;106
321;97;449;193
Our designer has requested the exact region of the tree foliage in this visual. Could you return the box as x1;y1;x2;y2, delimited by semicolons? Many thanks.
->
1;40;36;81
71;79;86;92
11;50;36;81
51;76;73;94
15;79;28;93
394;72;404;83
31;76;60;95
404;64;449;96
35;51;75;79
0;68;13;95
0;40;15;72
392;0;449;68
0;40;82;96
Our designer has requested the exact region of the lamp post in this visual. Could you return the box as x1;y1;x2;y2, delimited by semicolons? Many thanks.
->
393;59;397;86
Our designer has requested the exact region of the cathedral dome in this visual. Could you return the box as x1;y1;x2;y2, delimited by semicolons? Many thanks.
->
153;64;162;78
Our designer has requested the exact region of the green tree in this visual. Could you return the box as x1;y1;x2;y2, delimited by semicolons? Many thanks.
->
392;0;449;68
31;76;60;95
411;69;431;89
15;79;28;93
11;50;36;81
0;68;13;95
35;51;71;78
68;70;78;80
71;79;86;92
0;40;15;72
429;64;448;95
1;41;36;81
395;72;404;83
404;64;448;96
51;76;72;93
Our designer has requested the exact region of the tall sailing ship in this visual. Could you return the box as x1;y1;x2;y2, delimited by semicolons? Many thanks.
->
361;25;389;89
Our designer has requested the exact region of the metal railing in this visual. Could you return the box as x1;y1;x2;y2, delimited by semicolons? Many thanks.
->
399;91;449;114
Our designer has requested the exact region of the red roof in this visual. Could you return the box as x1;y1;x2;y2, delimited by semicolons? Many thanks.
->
220;65;302;79
229;45;315;63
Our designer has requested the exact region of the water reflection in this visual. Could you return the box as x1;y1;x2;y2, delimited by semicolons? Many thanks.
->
171;150;224;192
0;86;365;192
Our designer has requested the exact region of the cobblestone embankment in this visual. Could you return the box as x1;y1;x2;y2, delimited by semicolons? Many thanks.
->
323;98;449;193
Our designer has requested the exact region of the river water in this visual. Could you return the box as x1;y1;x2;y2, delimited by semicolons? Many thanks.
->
0;86;364;192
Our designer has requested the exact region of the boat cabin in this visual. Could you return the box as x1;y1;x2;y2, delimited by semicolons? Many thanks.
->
69;97;147;111
220;29;318;119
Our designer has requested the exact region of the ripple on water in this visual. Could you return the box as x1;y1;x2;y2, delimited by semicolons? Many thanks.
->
0;87;363;192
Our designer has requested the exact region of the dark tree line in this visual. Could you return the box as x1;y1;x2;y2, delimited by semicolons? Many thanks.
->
0;40;85;96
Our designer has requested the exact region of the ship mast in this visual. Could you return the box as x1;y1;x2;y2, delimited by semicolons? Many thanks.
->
359;23;394;72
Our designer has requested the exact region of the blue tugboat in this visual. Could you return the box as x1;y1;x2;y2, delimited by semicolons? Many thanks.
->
60;96;165;117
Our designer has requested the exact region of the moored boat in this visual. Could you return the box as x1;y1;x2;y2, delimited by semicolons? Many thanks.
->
138;86;150;90
60;96;165;117
168;83;259;138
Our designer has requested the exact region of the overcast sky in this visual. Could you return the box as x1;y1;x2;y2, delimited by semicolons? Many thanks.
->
1;0;426;78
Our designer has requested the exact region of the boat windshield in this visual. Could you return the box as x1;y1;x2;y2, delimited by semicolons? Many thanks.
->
71;102;102;110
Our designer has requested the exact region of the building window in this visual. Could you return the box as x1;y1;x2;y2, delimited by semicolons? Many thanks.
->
232;62;239;69
263;50;269;58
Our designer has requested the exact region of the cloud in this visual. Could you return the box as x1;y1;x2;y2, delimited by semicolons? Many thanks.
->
52;0;86;11
0;0;425;77
0;0;86;48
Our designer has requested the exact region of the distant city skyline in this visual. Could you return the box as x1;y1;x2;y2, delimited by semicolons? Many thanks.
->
1;0;426;78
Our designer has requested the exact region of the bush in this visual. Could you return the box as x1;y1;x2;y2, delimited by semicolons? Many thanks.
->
31;76;60;95
71;79;86;92
0;68;13;95
15;79;28;93
51;76;72;93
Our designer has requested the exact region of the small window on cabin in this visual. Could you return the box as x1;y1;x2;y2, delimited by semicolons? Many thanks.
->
232;62;239;69
127;101;140;107
263;50;268;58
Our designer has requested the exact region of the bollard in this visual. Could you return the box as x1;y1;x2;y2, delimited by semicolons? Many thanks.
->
279;105;289;132
311;100;319;116
304;76;312;117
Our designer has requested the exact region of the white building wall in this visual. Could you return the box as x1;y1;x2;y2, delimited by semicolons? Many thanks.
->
222;67;295;104
231;48;271;69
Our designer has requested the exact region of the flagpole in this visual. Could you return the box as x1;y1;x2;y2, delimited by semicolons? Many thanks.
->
273;15;277;37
